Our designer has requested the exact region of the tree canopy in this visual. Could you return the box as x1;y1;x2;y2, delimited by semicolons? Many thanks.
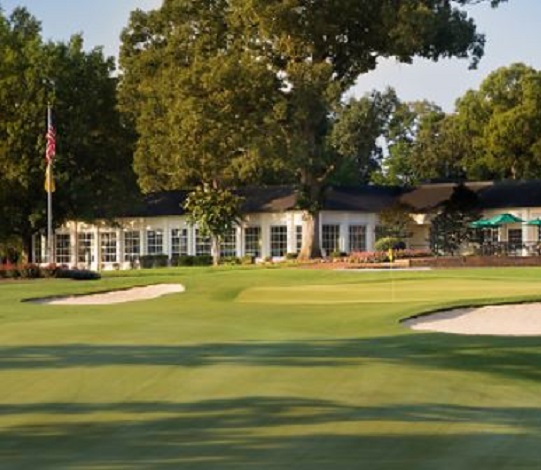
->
120;0;505;259
0;7;137;257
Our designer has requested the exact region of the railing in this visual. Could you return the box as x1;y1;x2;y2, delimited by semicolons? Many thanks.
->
473;241;541;257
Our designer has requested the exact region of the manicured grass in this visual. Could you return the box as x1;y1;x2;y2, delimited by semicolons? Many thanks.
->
2;266;541;469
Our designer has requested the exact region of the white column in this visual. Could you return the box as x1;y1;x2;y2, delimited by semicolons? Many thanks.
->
287;213;296;254
163;219;170;257
339;215;348;254
93;225;100;271
70;222;78;267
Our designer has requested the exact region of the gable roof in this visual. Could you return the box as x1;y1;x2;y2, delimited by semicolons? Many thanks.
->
478;180;541;209
399;182;493;212
115;180;541;219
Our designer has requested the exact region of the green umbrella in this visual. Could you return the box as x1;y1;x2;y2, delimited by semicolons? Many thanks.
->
470;219;499;228
487;213;523;225
526;218;541;226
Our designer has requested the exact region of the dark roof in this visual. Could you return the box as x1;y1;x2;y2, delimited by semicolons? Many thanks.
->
119;191;190;218
115;180;541;218
323;186;402;212
238;186;297;212
399;182;493;212
478;180;541;209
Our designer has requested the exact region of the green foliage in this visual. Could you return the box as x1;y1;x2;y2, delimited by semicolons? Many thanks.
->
139;254;169;269
55;268;101;281
219;256;241;266
375;237;404;252
330;89;400;185
240;255;256;265
429;184;482;255
169;254;213;267
377;203;414;240
192;255;213;267
119;3;283;193
119;0;503;259
171;255;194;267
454;63;541;180
184;186;243;265
0;7;137;254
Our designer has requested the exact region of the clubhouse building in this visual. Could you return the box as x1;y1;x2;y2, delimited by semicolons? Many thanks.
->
36;180;541;270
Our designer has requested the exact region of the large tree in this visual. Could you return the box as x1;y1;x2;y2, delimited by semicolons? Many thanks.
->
120;0;505;259
455;63;541;180
119;1;285;260
0;7;136;259
238;0;505;259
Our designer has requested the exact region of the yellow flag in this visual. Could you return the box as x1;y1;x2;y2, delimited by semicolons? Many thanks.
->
388;248;393;262
44;164;55;193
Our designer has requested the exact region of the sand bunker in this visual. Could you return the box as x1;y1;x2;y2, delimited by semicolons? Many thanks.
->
403;303;541;336
35;284;185;305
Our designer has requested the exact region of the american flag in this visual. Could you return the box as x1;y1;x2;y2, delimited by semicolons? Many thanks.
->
45;108;56;164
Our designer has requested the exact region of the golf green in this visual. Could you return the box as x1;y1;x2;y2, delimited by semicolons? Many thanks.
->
2;266;541;469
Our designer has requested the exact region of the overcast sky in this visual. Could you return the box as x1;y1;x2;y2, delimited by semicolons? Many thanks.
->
2;0;540;111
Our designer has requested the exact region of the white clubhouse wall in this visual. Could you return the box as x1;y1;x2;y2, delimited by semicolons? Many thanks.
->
48;210;379;270
41;206;541;269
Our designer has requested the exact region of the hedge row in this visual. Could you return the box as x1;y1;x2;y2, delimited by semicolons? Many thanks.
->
141;254;256;268
0;264;101;280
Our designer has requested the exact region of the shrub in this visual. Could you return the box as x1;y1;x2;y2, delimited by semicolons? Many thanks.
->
220;256;241;265
375;237;405;251
171;254;194;267
348;251;388;264
240;255;255;265
18;264;42;279
139;254;169;268
285;252;298;260
192;255;213;266
55;268;101;280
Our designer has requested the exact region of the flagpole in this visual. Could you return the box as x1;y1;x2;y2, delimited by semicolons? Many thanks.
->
46;104;54;264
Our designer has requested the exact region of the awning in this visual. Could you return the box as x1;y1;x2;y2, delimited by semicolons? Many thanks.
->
487;213;523;225
526;218;541;226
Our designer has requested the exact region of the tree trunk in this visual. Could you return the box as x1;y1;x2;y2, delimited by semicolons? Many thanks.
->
298;211;322;260
211;235;221;266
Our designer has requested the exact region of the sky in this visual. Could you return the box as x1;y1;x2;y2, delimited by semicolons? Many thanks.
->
1;0;540;111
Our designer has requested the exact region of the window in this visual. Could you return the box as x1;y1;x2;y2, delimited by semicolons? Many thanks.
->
270;226;287;257
322;224;340;255
124;231;140;262
296;225;303;253
78;232;95;263
349;225;366;253
55;234;70;264
171;228;188;256
481;228;498;244
195;229;211;256
147;229;163;255
220;228;237;257
508;228;523;249
244;226;261;257
101;232;117;263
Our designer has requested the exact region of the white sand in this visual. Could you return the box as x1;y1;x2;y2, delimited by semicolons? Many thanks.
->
37;284;185;305
403;303;541;336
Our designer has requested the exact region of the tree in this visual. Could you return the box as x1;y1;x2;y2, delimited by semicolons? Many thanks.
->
329;89;400;186
120;0;505;259
0;7;137;259
454;63;541;180
429;184;481;255
184;186;243;265
119;1;285;259
371;99;452;186
237;0;505;259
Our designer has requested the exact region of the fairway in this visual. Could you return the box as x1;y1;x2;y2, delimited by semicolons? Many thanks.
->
237;277;541;304
2;267;541;469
